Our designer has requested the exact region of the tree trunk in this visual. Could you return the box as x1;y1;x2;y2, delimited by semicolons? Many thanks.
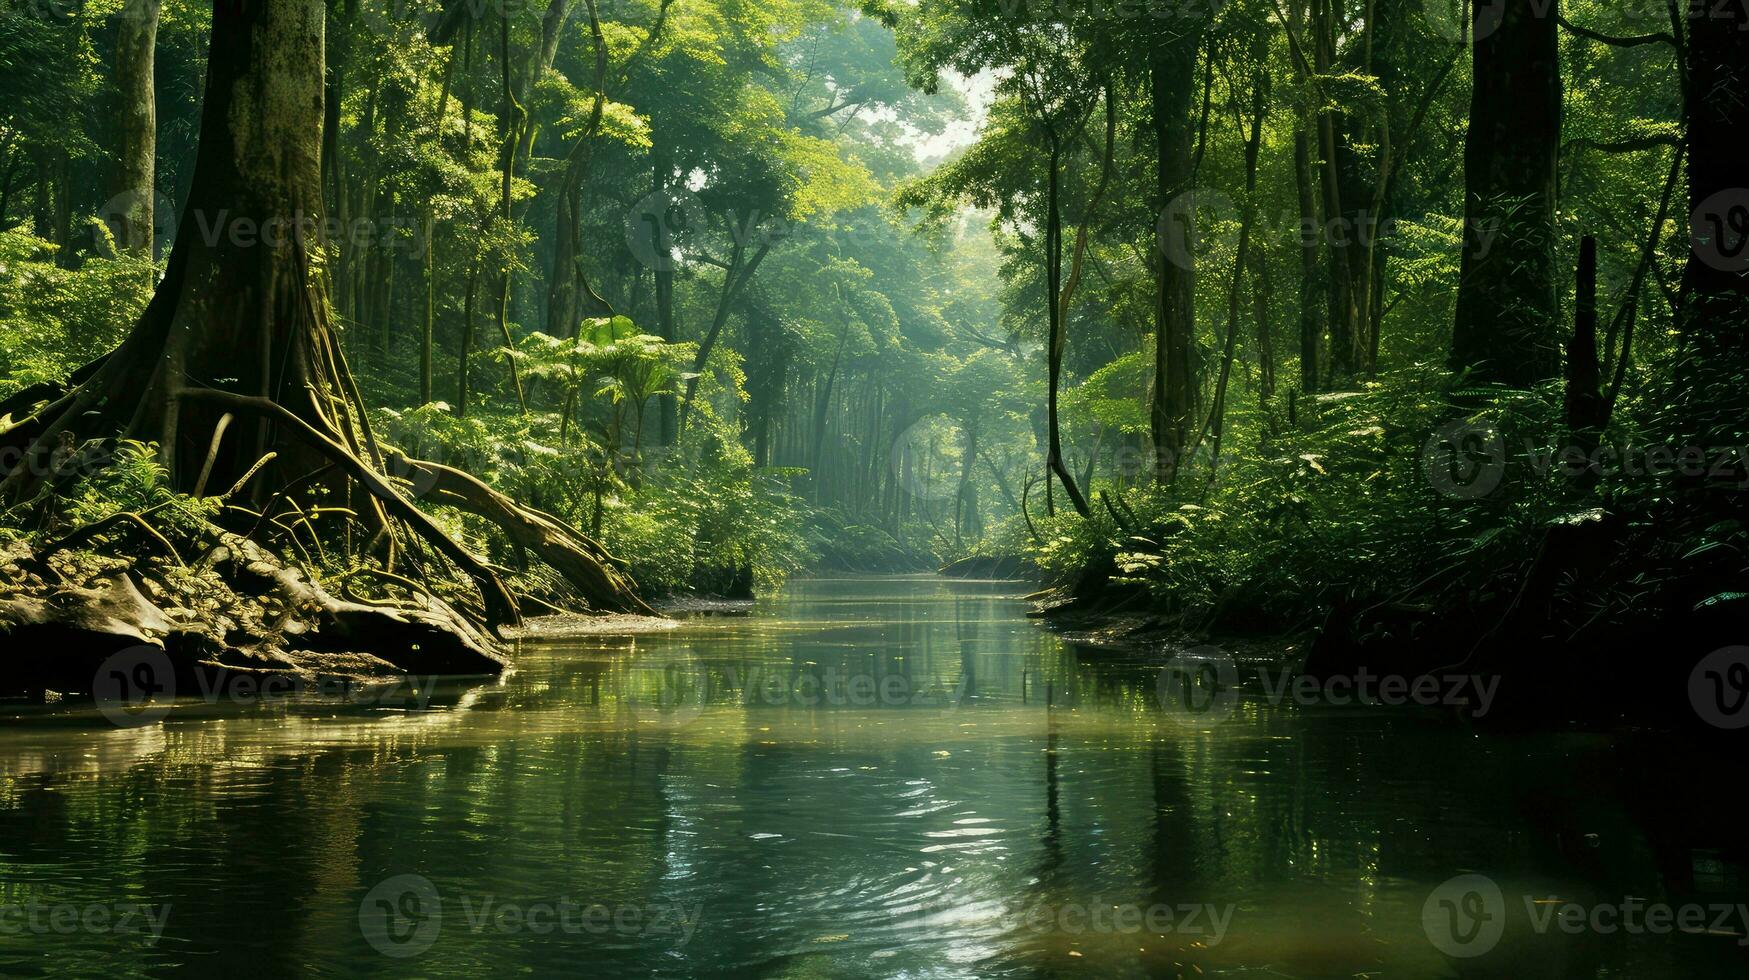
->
545;0;612;341
1294;125;1323;394
1450;0;1563;387
1201;69;1267;485
516;0;573;163
110;0;161;255
494;12;527;413
651;141;678;445
1311;0;1361;382
680;239;771;432
421;210;435;404
0;0;645;630
1044;138;1090;517
1564;235;1607;445
1150;25;1202;484
1671;2;1749;454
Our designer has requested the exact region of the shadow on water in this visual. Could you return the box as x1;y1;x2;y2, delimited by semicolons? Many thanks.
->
1;574;1746;977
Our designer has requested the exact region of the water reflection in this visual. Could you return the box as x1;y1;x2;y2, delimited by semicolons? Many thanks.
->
0;575;1745;977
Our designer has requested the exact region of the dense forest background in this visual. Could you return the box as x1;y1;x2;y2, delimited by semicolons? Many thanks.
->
1;0;1744;702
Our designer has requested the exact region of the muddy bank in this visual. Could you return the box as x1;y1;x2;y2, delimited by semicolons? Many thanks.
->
0;534;506;700
1032;597;1304;665
508;613;680;638
939;554;1035;580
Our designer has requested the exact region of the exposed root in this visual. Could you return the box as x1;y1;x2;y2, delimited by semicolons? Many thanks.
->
177;388;524;630
0;530;506;699
385;452;655;616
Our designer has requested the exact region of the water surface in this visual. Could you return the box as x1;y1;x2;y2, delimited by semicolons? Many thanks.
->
1;575;1744;977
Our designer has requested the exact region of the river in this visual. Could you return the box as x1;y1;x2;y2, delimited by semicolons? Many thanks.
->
1;575;1743;977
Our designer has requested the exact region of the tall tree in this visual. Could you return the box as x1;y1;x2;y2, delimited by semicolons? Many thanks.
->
110;0;161;255
1150;17;1204;483
0;0;645;625
1449;0;1563;387
1671;0;1749;455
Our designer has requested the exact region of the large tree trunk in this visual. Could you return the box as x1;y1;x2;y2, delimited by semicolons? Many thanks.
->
1671;3;1749;454
1150;23;1202;484
0;0;645;631
110;0;161;255
1450;0;1563;387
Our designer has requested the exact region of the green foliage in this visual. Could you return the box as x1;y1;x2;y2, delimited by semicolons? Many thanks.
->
608;438;815;594
59;440;218;531
0;231;154;399
1023;365;1670;637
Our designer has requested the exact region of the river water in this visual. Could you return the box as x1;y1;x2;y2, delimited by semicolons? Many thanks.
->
1;575;1744;977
